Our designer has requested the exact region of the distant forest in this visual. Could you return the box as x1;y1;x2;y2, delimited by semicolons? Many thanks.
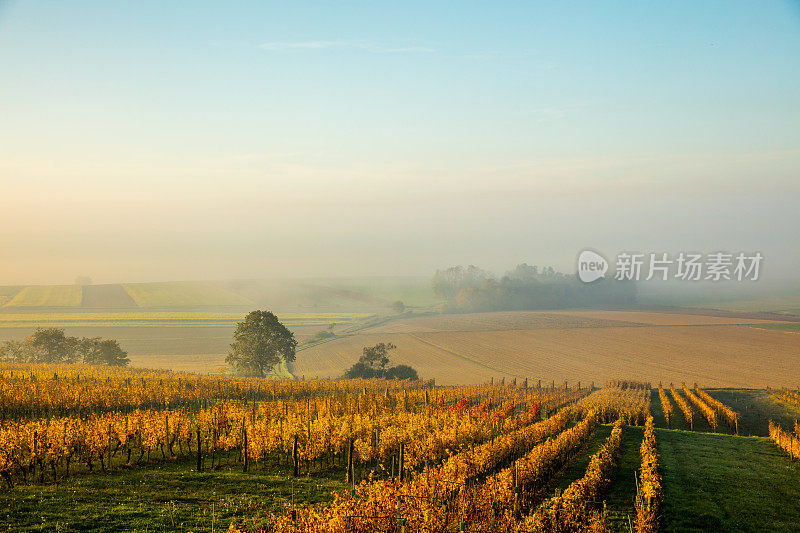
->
431;264;636;312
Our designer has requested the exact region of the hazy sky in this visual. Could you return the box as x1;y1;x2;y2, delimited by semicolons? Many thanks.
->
1;1;799;284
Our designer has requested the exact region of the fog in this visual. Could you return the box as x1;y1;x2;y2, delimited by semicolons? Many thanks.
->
0;1;798;286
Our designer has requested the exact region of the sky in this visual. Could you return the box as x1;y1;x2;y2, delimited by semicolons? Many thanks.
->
0;1;799;284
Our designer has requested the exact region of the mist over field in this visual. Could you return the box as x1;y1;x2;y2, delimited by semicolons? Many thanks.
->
1;2;799;286
3;3;800;532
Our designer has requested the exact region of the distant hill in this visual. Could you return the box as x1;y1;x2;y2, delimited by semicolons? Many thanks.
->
0;277;439;312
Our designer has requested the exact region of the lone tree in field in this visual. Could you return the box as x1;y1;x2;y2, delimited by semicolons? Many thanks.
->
344;342;419;380
227;311;297;378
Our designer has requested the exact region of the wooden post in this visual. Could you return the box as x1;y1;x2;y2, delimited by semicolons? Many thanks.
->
293;435;299;477
197;427;202;472
399;442;405;482
107;423;113;471
346;438;354;484
242;425;249;473
375;428;380;468
32;430;37;480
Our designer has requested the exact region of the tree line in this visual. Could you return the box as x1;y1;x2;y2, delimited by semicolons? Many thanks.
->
0;328;130;366
432;263;637;312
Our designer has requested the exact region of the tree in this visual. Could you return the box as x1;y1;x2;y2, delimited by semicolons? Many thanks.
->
226;311;297;378
82;338;130;366
0;328;130;365
385;364;418;380
391;300;406;313
343;360;379;379
27;328;80;363
431;265;493;298
0;340;28;362
343;342;419;380
360;342;396;373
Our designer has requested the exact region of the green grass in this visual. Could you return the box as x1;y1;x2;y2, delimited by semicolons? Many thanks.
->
604;425;643;532
651;387;723;434
5;286;83;308
552;424;612;493
657;428;800;532
705;388;800;437
651;388;694;432
123;282;255;308
547;423;641;532
0;455;348;532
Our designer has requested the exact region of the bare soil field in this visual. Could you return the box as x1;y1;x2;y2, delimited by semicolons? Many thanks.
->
366;310;641;333
127;353;230;374
295;310;800;386
80;284;137;308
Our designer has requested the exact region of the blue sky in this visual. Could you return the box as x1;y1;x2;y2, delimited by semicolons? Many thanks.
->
0;1;798;283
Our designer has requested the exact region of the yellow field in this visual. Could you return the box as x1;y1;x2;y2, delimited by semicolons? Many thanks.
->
294;310;800;386
122;281;255;307
5;285;83;307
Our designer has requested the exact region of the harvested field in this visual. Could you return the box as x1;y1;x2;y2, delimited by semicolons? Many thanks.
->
127;353;229;374
297;311;800;386
293;332;499;382
80;284;137;307
547;309;791;326
366;310;641;333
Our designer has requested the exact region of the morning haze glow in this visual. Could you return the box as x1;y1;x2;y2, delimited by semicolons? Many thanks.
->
1;1;799;284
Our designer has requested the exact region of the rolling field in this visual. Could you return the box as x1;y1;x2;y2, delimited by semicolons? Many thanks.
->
0;311;372;329
80;284;137;307
122;281;256;307
5;285;83;307
0;287;22;306
296;310;800;385
0;312;368;374
0;277;435;311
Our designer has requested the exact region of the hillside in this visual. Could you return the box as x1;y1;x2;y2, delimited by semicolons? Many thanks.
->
294;309;800;386
0;277;437;311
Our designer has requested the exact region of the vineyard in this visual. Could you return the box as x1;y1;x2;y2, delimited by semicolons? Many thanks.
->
1;365;799;531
